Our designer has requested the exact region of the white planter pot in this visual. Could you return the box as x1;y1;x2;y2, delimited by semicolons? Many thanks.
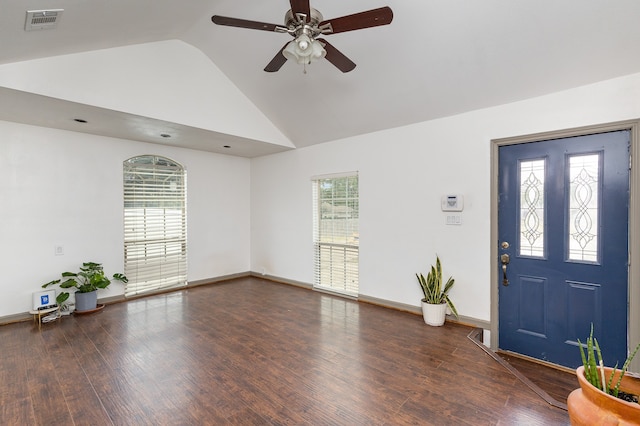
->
421;301;447;326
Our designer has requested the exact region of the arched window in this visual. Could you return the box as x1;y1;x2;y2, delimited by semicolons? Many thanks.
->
123;155;187;297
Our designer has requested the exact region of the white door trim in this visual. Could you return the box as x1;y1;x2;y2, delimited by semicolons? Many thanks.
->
490;120;640;372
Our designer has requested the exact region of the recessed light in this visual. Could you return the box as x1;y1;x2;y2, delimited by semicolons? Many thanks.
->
160;133;171;138
73;118;87;123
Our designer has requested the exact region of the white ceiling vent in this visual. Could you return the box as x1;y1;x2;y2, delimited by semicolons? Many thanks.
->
25;9;64;31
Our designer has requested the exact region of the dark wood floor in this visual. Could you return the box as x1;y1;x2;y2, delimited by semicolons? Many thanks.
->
498;352;578;406
1;277;571;425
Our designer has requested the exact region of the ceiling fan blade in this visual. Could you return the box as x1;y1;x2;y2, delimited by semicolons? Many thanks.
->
264;43;289;72
212;15;282;32
289;0;311;22
319;6;393;34
317;39;356;73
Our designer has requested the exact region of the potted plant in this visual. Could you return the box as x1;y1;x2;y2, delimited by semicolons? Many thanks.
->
567;325;640;425
416;255;459;326
42;261;127;312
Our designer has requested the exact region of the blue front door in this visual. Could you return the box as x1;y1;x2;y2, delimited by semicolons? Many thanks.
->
498;130;630;368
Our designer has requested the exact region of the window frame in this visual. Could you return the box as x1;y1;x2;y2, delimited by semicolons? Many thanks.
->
311;172;359;297
123;155;188;297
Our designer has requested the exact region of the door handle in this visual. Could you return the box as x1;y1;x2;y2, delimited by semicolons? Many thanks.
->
500;253;510;286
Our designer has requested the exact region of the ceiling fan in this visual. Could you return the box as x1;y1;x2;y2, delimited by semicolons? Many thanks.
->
211;1;393;73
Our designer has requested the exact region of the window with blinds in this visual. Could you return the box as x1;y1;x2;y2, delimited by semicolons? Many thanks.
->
123;155;187;297
312;173;359;297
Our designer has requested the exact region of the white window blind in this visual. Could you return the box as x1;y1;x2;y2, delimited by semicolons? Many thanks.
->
123;156;187;297
312;173;359;296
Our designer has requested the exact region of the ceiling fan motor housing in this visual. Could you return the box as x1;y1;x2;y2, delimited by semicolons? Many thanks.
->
284;8;325;37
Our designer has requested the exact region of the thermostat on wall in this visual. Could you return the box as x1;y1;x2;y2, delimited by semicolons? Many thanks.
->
441;194;464;212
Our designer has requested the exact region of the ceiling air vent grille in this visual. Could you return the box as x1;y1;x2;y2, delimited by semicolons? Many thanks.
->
25;9;64;31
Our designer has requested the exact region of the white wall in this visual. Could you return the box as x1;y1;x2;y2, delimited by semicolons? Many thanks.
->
250;72;640;323
4;70;640;323
0;120;250;317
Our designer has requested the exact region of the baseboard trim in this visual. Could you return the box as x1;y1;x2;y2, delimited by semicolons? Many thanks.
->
358;294;421;314
358;294;491;330
2;272;490;332
496;350;575;375
0;312;33;326
249;272;313;290
189;272;251;287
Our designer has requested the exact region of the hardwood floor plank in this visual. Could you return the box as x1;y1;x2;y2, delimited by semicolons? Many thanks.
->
17;325;78;424
1;398;37;425
0;324;36;425
38;323;112;425
0;349;30;402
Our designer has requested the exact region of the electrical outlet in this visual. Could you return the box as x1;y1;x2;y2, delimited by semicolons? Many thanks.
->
54;245;64;256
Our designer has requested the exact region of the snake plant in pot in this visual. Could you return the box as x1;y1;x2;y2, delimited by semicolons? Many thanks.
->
42;261;127;312
416;255;458;326
568;325;640;425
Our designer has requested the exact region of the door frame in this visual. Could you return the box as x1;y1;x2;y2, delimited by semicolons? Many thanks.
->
490;120;640;372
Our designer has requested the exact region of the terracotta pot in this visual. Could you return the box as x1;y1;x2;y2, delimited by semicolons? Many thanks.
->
568;366;640;425
421;301;446;326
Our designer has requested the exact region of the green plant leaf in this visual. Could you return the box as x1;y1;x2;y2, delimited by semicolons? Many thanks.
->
612;340;640;396
59;279;78;289
586;327;600;389
113;273;128;283
442;277;455;295
444;295;459;319
594;339;607;393
607;362;619;397
42;279;60;288
56;292;70;305
578;338;587;370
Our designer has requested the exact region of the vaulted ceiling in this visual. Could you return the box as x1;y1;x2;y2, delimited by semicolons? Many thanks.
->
2;0;640;157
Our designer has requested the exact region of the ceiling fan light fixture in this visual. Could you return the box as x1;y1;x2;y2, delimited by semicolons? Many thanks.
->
283;34;326;65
